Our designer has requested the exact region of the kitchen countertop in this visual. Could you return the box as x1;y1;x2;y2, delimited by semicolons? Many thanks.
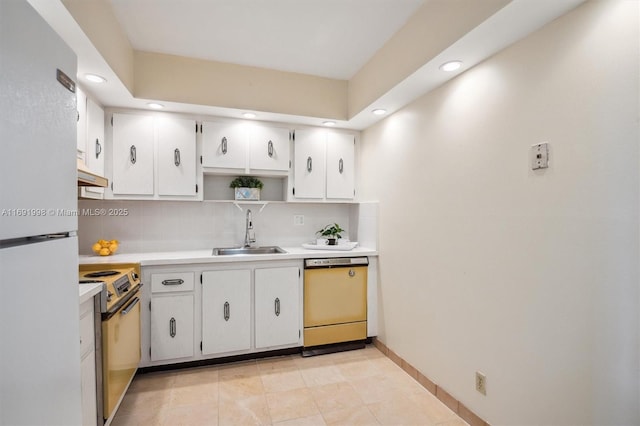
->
79;245;377;267
79;282;104;305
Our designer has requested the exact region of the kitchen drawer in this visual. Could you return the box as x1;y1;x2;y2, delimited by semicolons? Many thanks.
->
79;303;95;357
151;272;195;293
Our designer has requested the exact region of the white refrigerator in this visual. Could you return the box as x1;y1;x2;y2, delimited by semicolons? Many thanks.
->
0;1;82;425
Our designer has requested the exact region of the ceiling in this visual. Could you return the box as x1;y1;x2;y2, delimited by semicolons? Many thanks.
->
30;0;585;130
108;0;425;80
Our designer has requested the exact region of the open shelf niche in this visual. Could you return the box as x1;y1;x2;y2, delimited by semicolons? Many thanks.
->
203;175;287;202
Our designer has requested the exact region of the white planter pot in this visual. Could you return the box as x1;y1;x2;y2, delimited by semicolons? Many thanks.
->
234;187;260;201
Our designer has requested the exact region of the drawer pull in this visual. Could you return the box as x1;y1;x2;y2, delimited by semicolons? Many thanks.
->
162;279;184;286
307;156;312;172
174;148;181;166
268;140;274;157
349;269;355;277
274;297;280;316
169;317;176;338
339;158;344;174
224;301;230;321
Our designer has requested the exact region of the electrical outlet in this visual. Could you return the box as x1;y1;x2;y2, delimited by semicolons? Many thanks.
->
293;215;304;226
476;371;487;395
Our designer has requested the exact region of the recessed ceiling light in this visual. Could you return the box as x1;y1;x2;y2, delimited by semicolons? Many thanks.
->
85;73;106;83
439;60;463;72
372;109;387;116
147;102;164;109
242;112;256;119
323;121;336;127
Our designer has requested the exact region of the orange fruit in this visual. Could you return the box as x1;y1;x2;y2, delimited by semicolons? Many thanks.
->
99;247;111;256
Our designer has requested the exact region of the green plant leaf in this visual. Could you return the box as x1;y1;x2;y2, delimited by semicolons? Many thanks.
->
229;176;264;189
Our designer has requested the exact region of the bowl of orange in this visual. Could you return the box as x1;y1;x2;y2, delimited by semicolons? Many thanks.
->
92;239;119;256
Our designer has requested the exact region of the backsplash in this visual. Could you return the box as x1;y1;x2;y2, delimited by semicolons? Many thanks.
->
78;200;378;255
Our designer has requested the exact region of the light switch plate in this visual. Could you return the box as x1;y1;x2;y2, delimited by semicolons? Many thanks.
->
294;215;304;226
531;142;549;170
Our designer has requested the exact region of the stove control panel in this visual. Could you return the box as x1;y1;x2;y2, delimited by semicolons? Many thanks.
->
113;275;131;298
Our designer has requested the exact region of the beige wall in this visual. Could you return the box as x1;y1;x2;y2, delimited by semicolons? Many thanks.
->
134;52;348;119
61;0;511;121
62;0;134;91
347;0;509;118
359;1;639;424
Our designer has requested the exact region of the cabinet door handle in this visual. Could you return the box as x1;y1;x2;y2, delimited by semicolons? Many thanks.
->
268;140;274;158
307;156;312;172
224;301;230;321
169;317;176;338
130;145;137;164
349;269;355;277
162;279;184;286
221;137;228;155
95;138;102;159
174;148;181;166
339;158;344;174
274;297;281;316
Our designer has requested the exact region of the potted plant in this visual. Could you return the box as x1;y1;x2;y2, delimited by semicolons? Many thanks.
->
316;223;345;245
230;176;264;201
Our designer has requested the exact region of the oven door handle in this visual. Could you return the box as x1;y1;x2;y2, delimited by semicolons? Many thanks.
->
121;297;140;316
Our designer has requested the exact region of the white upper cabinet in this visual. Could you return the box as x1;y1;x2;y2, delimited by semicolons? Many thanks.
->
293;128;327;199
326;131;355;199
201;121;247;170
249;125;290;172
76;87;87;153
157;117;197;196
202;121;291;175
81;98;105;199
85;98;105;177
112;113;155;195
109;112;200;200
293;129;356;200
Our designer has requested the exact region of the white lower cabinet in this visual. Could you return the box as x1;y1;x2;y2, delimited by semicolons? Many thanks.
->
79;298;97;426
141;262;302;367
201;269;252;355
255;267;300;349
150;294;194;361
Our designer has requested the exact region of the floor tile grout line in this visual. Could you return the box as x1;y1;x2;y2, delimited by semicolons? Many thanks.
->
115;345;462;426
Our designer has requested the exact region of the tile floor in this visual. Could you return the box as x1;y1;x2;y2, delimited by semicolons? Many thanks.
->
112;345;468;426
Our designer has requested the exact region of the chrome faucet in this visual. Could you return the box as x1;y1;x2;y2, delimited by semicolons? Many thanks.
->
244;209;256;248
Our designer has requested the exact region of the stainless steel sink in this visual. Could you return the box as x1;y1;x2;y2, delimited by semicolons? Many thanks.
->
212;246;287;256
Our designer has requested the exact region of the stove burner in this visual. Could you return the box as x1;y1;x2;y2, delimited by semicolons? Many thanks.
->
84;270;120;278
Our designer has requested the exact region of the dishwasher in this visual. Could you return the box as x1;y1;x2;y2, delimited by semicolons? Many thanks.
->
303;257;368;356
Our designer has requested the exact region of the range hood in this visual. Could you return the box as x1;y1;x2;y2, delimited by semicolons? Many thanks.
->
77;159;108;187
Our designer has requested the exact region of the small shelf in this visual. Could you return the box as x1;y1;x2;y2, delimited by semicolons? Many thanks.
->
203;175;286;202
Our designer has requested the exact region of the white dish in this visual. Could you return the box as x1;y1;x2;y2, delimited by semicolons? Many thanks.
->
301;241;359;251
